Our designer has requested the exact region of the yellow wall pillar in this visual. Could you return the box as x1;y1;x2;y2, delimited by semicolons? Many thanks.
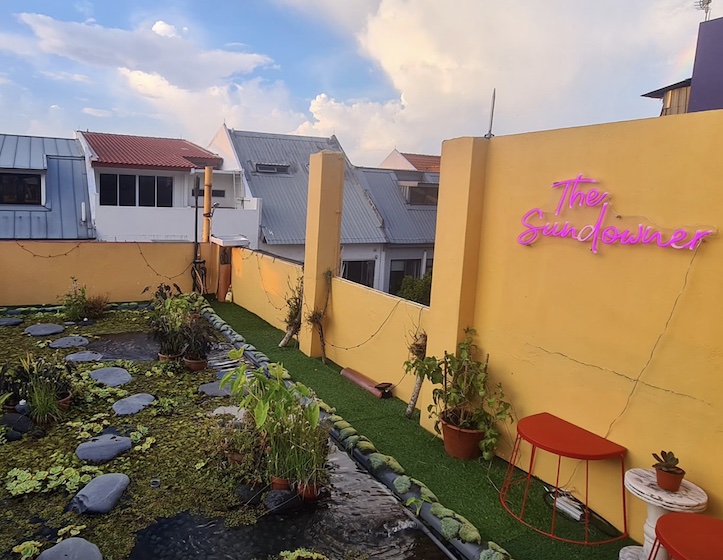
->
299;151;345;357
419;137;489;431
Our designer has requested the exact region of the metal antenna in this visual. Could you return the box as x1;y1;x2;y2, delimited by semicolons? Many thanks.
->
695;0;712;21
484;88;496;139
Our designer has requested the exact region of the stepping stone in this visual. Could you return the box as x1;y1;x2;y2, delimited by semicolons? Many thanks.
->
113;394;155;416
76;433;132;464
37;537;102;560
0;413;35;434
210;406;245;421
198;381;232;397
90;367;132;387
49;336;89;349
66;351;103;363
24;323;64;336
69;473;130;514
6;429;22;442
264;489;303;514
0;318;23;327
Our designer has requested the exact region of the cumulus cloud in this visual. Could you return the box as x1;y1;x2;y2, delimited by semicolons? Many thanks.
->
151;20;180;39
15;13;272;90
40;70;90;83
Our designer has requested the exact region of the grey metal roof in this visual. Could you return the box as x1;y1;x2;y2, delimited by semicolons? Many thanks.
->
0;134;95;239
356;167;438;244
228;130;386;245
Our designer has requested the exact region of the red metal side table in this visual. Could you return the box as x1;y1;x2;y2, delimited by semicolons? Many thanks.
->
499;412;628;544
647;512;723;560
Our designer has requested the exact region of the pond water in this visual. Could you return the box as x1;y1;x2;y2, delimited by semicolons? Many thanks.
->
87;332;159;361
128;444;453;560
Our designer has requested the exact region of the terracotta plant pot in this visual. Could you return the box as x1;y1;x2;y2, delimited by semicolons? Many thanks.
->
183;357;208;371
57;391;73;412
440;418;484;460
297;482;320;502
158;352;182;362
656;468;685;492
270;477;291;491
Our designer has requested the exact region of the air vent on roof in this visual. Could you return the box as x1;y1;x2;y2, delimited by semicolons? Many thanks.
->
255;163;290;174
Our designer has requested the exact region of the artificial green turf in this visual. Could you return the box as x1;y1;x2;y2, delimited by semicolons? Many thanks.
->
212;301;638;560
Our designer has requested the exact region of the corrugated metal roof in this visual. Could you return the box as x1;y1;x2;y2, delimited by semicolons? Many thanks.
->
228;130;386;245
81;131;222;171
400;152;441;173
357;167;438;244
0;134;94;240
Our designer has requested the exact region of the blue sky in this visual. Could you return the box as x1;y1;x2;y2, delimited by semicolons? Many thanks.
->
0;0;709;164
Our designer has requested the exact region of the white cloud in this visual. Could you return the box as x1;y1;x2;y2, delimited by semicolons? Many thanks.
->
40;70;90;83
82;107;112;117
118;68;307;142
50;104;60;109
151;21;180;39
15;13;272;90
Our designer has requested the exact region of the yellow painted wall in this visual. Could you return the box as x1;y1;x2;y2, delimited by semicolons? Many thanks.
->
0;241;199;305
323;277;430;406
471;110;723;537
229;247;302;332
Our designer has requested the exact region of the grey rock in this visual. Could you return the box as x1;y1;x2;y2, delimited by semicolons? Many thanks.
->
49;336;89;349
37;537;102;560
210;406;245;421
90;367;132;387
0;318;23;327
264;490;303;514
1;413;35;433
66;351;103;363
69;473;130;514
6;429;22;441
113;394;155;416
235;483;264;505
76;433;132;464
24;323;64;336
198;381;231;397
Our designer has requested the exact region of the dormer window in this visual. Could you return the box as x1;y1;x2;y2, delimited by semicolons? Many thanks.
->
0;172;42;205
406;184;438;206
255;163;290;174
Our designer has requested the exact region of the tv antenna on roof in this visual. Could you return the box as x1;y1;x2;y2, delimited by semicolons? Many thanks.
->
484;88;496;139
695;0;712;21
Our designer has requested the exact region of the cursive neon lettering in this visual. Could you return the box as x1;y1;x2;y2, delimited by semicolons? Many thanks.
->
519;176;715;254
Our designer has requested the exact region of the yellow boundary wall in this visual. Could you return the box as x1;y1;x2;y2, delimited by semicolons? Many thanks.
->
0;241;206;305
230;247;303;332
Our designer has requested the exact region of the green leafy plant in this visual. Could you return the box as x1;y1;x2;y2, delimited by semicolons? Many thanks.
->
396;273;432;305
652;450;684;474
6;460;102;496
12;540;42;559
279;276;303;348
56;524;86;542
427;329;513;456
66;412;111;439
213;414;268;484
59;277;108;321
150;397;178;416
145;284;191;357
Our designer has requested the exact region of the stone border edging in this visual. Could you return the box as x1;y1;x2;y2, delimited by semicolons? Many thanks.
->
200;300;514;560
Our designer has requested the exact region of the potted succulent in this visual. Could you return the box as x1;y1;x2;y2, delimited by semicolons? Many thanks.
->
181;312;216;371
652;451;685;492
428;328;513;460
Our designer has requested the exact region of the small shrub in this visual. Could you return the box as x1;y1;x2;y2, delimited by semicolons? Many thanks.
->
59;277;108;321
396;273;432;306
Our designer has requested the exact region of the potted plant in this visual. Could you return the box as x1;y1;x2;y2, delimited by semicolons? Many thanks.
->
652;450;685;492
427;328;513;460
18;354;73;425
0;364;27;413
293;415;330;501
214;415;268;504
146;283;189;360
181;312;216;370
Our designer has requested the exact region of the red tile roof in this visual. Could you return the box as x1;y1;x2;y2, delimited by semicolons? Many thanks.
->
400;152;440;173
81;131;222;171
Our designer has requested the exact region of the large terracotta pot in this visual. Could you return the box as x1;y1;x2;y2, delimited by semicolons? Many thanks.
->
440;417;484;460
57;391;73;412
183;357;208;371
656;468;685;492
158;352;182;362
270;476;291;491
297;482;320;502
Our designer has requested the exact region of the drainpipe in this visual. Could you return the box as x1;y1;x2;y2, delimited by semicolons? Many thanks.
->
202;166;212;242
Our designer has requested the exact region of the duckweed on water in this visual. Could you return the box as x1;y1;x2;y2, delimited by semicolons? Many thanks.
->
0;311;255;559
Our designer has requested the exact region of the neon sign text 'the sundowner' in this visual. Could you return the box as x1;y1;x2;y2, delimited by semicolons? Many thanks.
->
517;175;714;254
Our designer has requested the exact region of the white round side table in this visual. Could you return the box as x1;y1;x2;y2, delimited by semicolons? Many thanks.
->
619;468;708;560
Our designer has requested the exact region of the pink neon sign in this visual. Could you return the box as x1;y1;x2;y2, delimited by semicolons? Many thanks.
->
517;175;714;254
